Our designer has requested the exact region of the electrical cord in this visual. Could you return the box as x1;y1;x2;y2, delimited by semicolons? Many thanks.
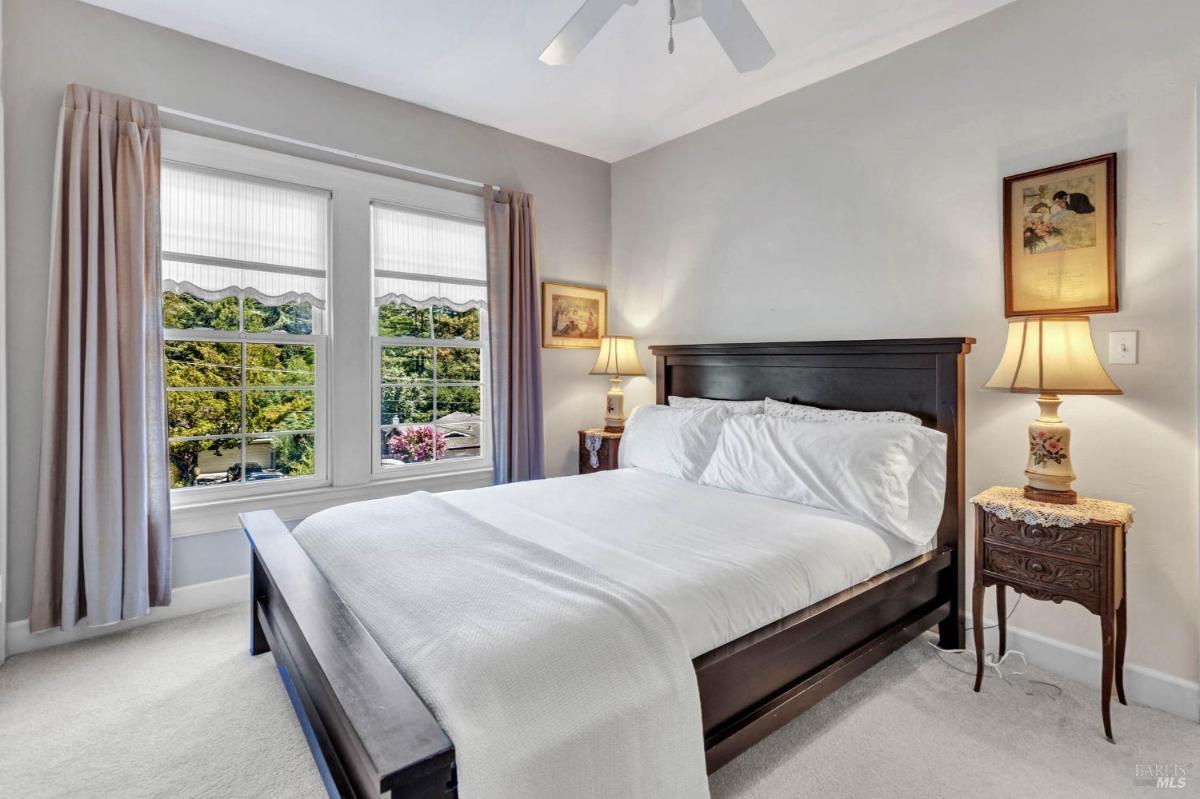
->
928;594;1063;697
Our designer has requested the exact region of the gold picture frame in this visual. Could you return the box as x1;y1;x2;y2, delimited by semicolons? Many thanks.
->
1003;153;1118;317
541;282;607;349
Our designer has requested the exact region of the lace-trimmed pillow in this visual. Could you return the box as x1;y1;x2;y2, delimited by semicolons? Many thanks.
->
667;396;764;415
764;397;920;425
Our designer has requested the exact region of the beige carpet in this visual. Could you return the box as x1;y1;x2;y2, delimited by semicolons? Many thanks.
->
1;604;1196;798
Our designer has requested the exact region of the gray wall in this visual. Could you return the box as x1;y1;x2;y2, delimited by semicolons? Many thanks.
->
2;0;612;622
612;0;1200;682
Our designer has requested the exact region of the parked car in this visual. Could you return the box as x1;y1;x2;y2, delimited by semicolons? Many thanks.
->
226;462;283;482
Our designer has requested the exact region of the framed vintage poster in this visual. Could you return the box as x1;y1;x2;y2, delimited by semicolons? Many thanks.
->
1003;153;1117;316
541;282;607;349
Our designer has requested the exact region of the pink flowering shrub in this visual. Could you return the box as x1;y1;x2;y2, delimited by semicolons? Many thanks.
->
386;425;446;463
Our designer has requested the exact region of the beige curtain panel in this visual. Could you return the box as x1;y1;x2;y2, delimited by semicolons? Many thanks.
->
31;85;171;632
483;186;544;484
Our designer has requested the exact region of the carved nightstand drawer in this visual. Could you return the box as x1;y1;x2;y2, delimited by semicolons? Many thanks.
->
983;542;1101;613
983;515;1102;562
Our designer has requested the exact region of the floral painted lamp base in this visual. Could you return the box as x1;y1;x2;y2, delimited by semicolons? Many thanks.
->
1024;393;1077;505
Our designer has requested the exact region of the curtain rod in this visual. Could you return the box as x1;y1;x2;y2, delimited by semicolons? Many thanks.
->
158;106;488;192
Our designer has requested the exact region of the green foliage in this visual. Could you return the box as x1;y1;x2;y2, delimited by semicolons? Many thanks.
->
163;292;239;331
381;385;433;425
433;306;479;341
437;347;480;382
167;391;241;438
247;343;315;386
435;385;481;418
245;298;314;335
247;391;315;433
377;303;479;341
272;433;316;476
378;303;430;337
165;340;240;387
163;292;315;335
381;346;433;382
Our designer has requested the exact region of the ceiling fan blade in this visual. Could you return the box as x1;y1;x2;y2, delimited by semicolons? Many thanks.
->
700;0;774;73
539;0;635;66
673;0;702;22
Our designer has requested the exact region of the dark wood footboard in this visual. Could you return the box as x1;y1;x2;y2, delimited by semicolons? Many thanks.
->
244;336;971;797
244;510;455;798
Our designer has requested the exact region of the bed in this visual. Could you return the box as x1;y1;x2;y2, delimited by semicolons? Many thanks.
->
242;337;973;798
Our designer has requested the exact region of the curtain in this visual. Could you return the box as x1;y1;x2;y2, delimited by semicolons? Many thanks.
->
483;186;544;484
31;85;171;632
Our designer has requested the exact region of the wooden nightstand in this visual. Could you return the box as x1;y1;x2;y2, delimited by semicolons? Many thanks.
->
578;428;621;474
970;487;1133;741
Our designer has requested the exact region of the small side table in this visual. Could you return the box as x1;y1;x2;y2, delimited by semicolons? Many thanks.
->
970;486;1134;741
578;428;622;474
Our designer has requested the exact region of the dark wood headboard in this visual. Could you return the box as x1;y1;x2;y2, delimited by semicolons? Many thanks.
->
650;338;974;636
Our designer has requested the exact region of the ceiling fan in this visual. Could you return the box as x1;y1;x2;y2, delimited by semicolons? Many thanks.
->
540;0;775;73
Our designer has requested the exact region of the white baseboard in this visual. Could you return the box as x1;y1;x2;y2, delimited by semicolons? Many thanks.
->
981;620;1200;723
5;574;249;657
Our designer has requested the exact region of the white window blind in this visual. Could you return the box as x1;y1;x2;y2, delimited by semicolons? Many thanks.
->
372;203;487;311
162;163;330;314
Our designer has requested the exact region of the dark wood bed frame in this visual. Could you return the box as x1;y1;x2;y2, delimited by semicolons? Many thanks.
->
242;337;973;798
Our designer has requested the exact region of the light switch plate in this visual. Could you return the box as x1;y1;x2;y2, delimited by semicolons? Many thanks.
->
1109;331;1137;365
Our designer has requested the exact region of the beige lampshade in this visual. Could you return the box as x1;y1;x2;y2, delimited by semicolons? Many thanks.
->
984;316;1121;395
589;336;646;376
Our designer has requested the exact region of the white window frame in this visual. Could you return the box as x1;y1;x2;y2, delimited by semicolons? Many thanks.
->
370;202;491;478
162;130;493;535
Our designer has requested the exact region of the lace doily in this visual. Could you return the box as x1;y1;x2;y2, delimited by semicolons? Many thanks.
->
970;486;1133;528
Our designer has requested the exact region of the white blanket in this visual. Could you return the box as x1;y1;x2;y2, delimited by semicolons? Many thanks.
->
292;491;710;799
445;468;929;656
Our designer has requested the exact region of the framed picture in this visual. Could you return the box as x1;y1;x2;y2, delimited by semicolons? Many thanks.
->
1003;153;1117;317
542;282;607;349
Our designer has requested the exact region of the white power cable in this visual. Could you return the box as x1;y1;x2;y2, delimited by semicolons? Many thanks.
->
928;595;1062;697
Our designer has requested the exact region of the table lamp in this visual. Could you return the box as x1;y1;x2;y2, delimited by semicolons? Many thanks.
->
983;315;1121;505
590;335;645;431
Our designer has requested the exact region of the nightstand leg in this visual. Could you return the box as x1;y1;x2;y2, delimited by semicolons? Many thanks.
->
972;579;985;692
1101;612;1115;742
995;585;1007;658
1115;598;1127;706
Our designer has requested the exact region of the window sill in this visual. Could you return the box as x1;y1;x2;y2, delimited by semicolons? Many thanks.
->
169;465;494;538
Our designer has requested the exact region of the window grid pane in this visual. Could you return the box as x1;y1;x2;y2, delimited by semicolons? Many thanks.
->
166;340;318;487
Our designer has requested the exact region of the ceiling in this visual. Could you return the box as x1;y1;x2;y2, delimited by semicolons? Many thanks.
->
82;0;1015;162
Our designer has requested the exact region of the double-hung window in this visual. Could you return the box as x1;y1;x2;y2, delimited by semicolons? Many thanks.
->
372;202;489;470
161;163;329;492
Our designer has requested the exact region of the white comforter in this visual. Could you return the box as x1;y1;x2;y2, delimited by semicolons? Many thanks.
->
293;490;710;799
445;468;928;656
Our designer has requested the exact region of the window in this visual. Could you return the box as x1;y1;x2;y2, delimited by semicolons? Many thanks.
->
162;163;329;492
160;129;492;529
372;202;488;470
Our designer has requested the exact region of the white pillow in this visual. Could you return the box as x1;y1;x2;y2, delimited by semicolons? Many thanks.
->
619;404;726;481
764;397;920;425
668;396;764;415
699;415;946;544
